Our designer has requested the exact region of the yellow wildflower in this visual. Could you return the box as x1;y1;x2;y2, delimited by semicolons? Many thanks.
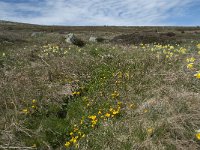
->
91;119;97;125
197;44;200;49
22;109;29;114
88;115;96;120
186;57;196;63
109;108;113;112
117;72;123;78
32;99;36;103
147;128;154;135
70;132;73;136
82;134;85;138
179;47;187;54
187;63;194;69
196;133;200;140
129;104;135;108
115;80;121;84
117;101;122;105
70;137;77;144
105;113;111;117
166;55;170;59
112;110;119;115
194;71;200;79
32;105;36;109
169;52;173;57
117;106;121;110
190;57;196;62
72;91;80;96
65;141;71;147
125;72;130;79
98;110;102;115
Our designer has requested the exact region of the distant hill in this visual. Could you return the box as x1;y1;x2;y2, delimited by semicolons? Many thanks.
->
0;20;200;45
0;20;38;26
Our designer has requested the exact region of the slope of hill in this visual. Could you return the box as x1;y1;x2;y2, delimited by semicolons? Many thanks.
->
1;21;200;149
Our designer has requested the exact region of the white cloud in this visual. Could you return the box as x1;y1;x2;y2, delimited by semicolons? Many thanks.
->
0;0;196;25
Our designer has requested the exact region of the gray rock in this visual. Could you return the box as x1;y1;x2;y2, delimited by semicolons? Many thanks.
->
31;32;43;37
59;84;73;96
89;36;98;42
89;36;105;43
65;33;76;44
65;33;85;47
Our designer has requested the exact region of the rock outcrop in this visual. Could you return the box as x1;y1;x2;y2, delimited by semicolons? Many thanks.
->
65;33;85;47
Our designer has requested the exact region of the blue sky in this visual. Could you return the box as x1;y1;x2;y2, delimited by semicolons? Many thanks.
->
0;0;199;26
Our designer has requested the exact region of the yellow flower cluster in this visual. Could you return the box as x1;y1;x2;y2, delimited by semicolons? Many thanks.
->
72;91;81;96
101;102;121;119
186;57;196;63
65;125;85;148
185;57;200;79
177;47;187;54
186;57;196;70
41;44;67;57
147;43;200;81
146;44;187;60
105;113;111;118
65;101;122;148
109;106;120;116
31;99;37;109
21;99;37;114
88;115;98;128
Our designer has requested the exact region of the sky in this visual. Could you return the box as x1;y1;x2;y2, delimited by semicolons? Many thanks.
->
0;0;199;26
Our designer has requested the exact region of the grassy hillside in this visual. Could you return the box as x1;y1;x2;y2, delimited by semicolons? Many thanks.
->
1;22;200;149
